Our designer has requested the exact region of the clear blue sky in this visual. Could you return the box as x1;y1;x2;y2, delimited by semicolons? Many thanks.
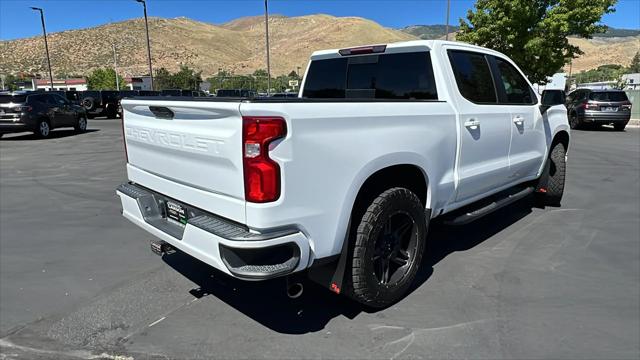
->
1;0;639;40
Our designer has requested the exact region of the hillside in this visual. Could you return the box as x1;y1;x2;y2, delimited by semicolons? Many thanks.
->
0;15;637;78
566;36;640;72
593;27;640;38
399;24;459;39
0;15;414;78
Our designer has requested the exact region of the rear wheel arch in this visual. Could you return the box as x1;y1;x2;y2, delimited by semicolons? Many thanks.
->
552;130;570;152
350;164;429;232
342;164;429;251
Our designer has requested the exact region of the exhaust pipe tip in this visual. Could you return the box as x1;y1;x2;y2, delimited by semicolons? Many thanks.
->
286;282;304;299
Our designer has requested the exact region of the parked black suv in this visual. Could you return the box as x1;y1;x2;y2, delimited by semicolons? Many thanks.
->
0;91;88;138
78;90;120;119
566;89;632;131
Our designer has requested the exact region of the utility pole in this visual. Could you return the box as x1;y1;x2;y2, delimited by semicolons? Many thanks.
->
445;0;451;41
113;44;120;90
264;0;271;95
135;0;154;90
30;7;54;91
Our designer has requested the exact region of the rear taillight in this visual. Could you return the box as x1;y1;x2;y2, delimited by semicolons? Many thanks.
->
582;101;597;110
622;102;632;110
242;116;287;203
121;110;128;163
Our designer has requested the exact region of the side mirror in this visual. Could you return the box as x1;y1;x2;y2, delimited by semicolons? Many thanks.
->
540;89;566;114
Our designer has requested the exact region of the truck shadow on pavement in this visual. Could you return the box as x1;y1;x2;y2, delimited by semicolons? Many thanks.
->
162;197;535;334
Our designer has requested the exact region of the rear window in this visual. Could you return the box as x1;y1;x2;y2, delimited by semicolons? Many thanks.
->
302;51;438;100
589;92;629;102
0;95;27;103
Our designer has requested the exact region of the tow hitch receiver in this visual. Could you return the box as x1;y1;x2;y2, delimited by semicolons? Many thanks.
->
150;240;174;256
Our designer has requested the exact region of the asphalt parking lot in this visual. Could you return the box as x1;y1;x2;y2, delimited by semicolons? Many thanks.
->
0;119;639;359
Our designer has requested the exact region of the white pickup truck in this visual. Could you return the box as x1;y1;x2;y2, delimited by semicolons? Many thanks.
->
117;40;569;308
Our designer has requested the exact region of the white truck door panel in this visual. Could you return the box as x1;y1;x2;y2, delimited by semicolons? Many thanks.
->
507;107;546;179
444;49;512;202
491;56;547;180
456;107;512;201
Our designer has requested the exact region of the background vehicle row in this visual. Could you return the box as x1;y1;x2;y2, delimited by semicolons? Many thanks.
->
0;91;87;138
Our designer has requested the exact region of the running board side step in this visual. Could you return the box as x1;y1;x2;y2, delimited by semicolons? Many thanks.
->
444;187;534;226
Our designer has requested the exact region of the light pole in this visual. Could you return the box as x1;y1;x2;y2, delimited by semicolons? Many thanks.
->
264;0;271;95
445;0;451;41
112;43;120;90
30;7;54;91
135;0;154;90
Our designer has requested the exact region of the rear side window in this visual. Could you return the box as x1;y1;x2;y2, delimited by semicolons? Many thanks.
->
303;58;347;98
589;92;629;102
41;94;58;105
494;58;536;105
303;52;438;100
0;95;27;103
447;50;497;104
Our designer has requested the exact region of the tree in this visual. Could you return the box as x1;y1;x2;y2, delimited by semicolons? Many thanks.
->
172;65;202;90
1;74;19;91
154;68;173;90
153;66;202;90
86;68;123;90
629;51;640;73
457;0;616;84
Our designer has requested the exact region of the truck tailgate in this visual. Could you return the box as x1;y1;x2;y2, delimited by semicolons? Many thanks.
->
121;99;245;220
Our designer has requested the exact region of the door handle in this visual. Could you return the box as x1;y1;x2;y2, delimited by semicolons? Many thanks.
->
464;119;480;129
512;116;524;125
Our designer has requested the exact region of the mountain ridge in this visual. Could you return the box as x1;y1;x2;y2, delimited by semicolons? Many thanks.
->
0;15;637;79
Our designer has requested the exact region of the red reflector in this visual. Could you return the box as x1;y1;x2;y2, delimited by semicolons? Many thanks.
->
537;188;547;193
242;116;286;203
330;283;341;294
339;44;386;56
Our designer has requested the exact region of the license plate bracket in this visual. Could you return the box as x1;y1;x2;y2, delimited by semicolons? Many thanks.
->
165;200;188;225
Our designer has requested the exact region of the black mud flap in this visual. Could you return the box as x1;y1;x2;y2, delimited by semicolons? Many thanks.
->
307;219;352;295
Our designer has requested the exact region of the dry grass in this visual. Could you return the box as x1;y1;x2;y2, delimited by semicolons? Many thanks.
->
0;15;414;78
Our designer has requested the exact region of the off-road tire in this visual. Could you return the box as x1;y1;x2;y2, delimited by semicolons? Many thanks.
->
82;97;95;111
537;142;566;206
346;187;427;308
